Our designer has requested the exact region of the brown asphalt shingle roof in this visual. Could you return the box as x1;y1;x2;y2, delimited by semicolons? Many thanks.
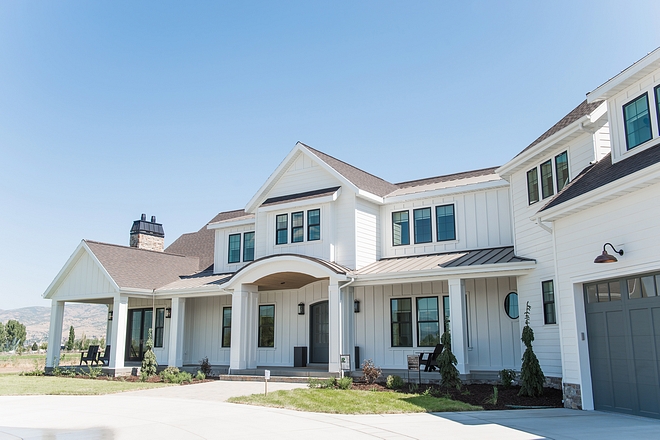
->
85;240;199;290
166;209;249;271
540;141;660;211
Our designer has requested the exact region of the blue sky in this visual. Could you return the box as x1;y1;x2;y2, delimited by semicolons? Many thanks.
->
1;1;659;309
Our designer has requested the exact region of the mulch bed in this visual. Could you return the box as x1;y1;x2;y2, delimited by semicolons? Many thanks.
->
352;381;563;410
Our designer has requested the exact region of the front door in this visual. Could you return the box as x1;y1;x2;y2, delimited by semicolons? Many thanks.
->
310;301;329;363
126;308;153;361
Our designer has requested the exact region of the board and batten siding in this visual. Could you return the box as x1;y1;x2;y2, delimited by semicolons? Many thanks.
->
51;250;117;300
183;295;232;366
266;153;340;199
127;297;172;365
353;278;520;371
381;187;513;258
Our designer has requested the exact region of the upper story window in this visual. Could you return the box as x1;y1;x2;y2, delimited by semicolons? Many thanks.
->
655;85;660;136
413;208;432;244
243;232;255;262
291;212;304;243
392;210;410;246
527;150;569;205
228;234;241;264
623;93;652;150
276;214;288;245
435;205;455;241
275;209;321;245
307;209;320;241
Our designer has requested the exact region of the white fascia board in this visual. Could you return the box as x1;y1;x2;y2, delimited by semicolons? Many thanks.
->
118;288;156;296
208;217;256;230
356;189;384;204
43;241;121;299
154;286;228;296
535;162;660;222
384;180;508;204
258;188;342;213
587;47;660;102
352;261;536;286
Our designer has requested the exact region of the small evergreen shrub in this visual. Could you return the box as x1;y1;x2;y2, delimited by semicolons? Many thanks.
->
337;377;353;390
160;367;192;384
140;329;158;381
438;319;461;389
519;302;545;397
199;356;212;377
361;359;382;384
499;369;516;388
385;375;404;389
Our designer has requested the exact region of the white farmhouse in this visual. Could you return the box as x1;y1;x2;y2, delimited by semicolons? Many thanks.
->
44;47;660;418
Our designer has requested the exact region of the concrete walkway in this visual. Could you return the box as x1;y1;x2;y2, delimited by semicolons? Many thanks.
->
1;380;660;439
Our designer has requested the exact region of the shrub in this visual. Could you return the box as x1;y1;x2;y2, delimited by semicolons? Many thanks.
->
82;366;103;379
140;329;158;381
438;319;461;389
337;377;353;390
308;377;337;389
53;366;75;377
196;370;206;381
519;302;545;397
160;367;193;384
199;356;212;377
361;359;381;384
21;360;44;376
484;386;499;405
500;369;516;388
385;375;404;389
408;382;419;394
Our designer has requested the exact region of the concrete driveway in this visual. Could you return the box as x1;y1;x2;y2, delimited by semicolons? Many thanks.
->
1;380;660;439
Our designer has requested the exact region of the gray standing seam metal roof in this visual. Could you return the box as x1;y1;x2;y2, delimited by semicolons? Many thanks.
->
540;141;660;211
261;187;341;206
85;240;200;291
356;247;534;275
395;167;499;189
157;271;233;291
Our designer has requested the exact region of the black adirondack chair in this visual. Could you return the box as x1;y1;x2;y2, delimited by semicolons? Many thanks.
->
419;343;443;372
98;345;111;366
80;345;100;365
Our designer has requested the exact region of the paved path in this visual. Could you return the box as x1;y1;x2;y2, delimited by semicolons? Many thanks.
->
1;380;660;439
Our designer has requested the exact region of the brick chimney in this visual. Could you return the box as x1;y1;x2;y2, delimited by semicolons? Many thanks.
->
130;214;165;252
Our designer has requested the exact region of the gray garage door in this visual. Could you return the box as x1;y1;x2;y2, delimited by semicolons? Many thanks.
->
585;273;660;418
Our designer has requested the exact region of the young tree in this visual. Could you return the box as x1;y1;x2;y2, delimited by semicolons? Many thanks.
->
31;342;39;351
0;322;6;352
438;319;461;389
5;320;26;351
519;302;545;397
140;328;158;380
66;326;75;351
40;342;48;350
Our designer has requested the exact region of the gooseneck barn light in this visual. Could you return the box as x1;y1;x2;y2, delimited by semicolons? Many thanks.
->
594;243;624;263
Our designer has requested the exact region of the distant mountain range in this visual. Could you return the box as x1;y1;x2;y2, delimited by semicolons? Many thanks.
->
0;304;108;345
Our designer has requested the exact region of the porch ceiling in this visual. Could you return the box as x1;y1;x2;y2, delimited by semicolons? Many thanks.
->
254;272;325;291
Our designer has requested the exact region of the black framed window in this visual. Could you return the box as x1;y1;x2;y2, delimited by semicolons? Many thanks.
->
228;234;241;263
417;297;440;347
392;210;410;246
540;159;554;199
555;151;569;192
222;307;231;347
623;93;652;150
154;308;164;348
442;296;450;333
243;232;255;262
291;211;304;243
527;168;539;204
656;85;660;135
307;209;320;241
413;207;432;244
275;214;288;245
542;281;556;324
391;298;412;347
435;204;455;241
258;305;275;347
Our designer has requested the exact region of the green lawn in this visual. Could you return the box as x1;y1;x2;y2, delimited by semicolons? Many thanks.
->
227;388;482;414
0;374;171;395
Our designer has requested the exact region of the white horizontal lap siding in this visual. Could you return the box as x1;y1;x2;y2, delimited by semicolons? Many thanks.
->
256;280;329;367
52;251;116;300
569;133;599;182
183;295;232;366
335;192;356;268
215;224;256;274
466;277;521;371
595;125;611;162
355;198;379;269
553;181;660;385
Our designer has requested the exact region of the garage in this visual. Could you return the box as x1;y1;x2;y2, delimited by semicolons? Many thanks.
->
585;272;660;418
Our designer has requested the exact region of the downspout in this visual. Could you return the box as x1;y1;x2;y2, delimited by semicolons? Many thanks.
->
339;277;356;373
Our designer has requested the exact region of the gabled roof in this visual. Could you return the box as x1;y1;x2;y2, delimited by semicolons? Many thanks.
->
302;144;399;197
166;210;248;271
588;47;660;102
540;141;660;212
85;241;200;291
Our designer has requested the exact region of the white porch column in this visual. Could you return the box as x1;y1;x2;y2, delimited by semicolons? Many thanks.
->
328;281;342;373
448;278;470;374
46;300;65;368
105;304;112;348
229;284;258;371
340;285;355;370
167;297;186;367
109;295;129;370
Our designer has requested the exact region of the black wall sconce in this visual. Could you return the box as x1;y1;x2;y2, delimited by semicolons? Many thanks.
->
354;299;360;313
165;308;172;319
298;302;305;315
594;243;624;263
108;310;113;321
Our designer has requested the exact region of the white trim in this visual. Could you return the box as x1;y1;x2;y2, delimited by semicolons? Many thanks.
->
208;217;256;229
258;188;341;213
384;180;508;204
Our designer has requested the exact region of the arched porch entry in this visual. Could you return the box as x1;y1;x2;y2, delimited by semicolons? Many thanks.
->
221;254;351;373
